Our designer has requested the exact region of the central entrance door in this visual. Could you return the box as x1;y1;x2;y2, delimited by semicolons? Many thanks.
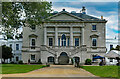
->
58;52;69;65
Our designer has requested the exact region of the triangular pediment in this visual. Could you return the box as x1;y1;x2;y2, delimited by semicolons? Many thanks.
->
48;11;84;21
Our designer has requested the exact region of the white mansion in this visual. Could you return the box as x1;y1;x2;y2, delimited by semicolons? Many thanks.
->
22;7;107;64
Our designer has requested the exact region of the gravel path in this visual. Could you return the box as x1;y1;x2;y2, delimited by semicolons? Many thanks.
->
2;65;96;77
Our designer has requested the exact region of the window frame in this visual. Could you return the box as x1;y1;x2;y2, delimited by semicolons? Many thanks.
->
75;38;79;46
31;54;35;60
16;44;19;50
109;58;113;62
92;38;97;46
67;38;69;46
61;34;66;46
92;25;97;31
58;38;60;46
30;38;36;49
49;38;53;46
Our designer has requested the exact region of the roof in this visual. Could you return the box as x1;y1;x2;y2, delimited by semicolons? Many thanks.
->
105;50;120;58
50;10;107;22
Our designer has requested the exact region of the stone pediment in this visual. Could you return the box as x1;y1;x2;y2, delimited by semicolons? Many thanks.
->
48;11;84;21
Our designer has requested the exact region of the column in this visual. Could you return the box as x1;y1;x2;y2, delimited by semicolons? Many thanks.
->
55;27;58;46
44;27;47;45
82;27;84;45
70;26;73;46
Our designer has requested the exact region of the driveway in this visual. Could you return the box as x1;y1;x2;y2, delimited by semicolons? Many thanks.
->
2;65;96;77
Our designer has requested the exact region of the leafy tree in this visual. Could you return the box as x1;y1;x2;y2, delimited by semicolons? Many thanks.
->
1;45;13;63
115;45;120;51
2;2;52;39
85;59;92;65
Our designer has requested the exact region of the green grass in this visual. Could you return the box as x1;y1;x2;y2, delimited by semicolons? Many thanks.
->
80;66;119;78
1;64;46;74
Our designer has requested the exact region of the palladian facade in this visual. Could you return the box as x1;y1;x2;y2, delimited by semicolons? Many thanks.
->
22;8;107;64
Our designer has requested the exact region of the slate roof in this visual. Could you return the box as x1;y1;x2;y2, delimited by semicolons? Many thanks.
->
50;10;107;22
105;50;120;58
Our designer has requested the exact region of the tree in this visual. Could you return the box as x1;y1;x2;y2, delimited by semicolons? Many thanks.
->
1;45;13;63
115;45;120;51
2;2;52;39
110;45;120;51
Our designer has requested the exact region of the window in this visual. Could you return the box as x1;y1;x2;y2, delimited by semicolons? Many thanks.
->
48;57;54;63
31;55;35;60
75;38;79;46
31;39;35;49
110;45;113;50
92;38;97;46
58;38;60;46
10;44;12;48
16;44;19;50
110;58;113;62
16;57;19;61
49;38;53;46
67;38;69;46
92;25;96;31
61;34;66;46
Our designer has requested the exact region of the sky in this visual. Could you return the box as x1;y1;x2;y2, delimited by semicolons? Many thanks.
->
50;2;119;39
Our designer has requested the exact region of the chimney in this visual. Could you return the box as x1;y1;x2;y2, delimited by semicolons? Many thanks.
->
63;9;65;11
101;15;103;19
82;6;86;14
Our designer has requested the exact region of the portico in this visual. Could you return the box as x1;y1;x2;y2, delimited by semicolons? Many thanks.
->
43;23;84;47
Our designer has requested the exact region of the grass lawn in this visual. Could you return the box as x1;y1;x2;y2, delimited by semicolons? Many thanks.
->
1;64;46;74
80;66;119;78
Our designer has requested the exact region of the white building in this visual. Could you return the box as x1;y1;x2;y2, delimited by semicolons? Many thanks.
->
0;34;22;63
105;38;120;65
22;7;107;64
7;38;22;63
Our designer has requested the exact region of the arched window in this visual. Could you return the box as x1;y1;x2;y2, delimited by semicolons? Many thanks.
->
60;52;68;56
61;34;66;46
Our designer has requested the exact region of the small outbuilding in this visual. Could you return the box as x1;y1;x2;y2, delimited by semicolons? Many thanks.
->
105;50;120;65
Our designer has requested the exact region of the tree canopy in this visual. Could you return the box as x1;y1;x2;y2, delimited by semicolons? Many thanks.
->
111;45;120;51
2;2;52;39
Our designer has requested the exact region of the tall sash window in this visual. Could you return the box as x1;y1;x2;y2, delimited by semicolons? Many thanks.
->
61;34;66;46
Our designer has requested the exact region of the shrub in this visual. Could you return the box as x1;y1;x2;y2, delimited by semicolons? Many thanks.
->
10;61;15;64
18;60;23;64
85;59;92;65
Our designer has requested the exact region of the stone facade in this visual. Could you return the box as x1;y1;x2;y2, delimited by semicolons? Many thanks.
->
22;8;107;64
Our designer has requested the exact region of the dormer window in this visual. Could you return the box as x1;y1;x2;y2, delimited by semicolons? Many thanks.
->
92;25;96;31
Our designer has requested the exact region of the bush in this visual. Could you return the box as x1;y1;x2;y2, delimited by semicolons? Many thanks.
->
10;61;15;64
18;60;23;64
85;59;92;65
